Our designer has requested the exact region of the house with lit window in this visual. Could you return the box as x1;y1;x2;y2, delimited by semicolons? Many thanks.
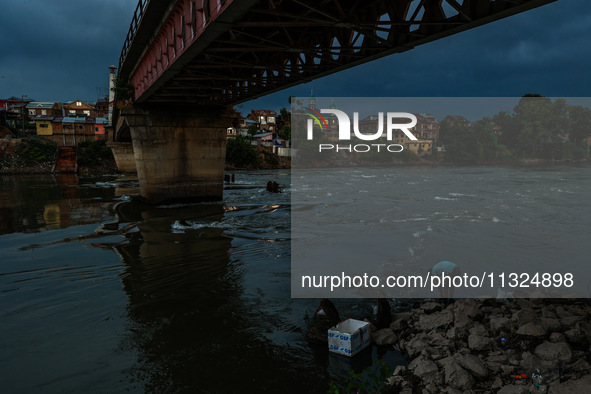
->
247;109;277;133
26;102;62;117
63;100;97;118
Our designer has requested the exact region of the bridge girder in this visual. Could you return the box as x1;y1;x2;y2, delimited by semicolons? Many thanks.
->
118;0;556;106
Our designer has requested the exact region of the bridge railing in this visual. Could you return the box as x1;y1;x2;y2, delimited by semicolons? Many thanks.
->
119;0;150;74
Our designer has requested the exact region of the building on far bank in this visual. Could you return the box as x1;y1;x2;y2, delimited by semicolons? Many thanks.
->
247;109;277;133
94;98;110;118
27;102;62;117
252;132;274;145
63;100;97;118
442;115;470;127
415;113;440;140
33;116;107;146
34;116;55;136
1;97;33;129
226;127;237;138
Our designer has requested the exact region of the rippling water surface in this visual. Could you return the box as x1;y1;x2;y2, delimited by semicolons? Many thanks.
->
2;165;590;392
292;164;591;298
0;171;405;393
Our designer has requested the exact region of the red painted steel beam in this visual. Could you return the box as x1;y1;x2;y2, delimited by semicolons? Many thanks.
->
119;0;557;106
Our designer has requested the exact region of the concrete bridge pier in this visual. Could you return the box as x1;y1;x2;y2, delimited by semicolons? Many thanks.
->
108;139;137;174
122;106;231;205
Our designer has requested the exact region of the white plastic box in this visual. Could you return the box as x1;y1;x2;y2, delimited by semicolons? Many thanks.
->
328;318;371;357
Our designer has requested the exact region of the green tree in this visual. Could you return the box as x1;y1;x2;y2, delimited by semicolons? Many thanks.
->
513;96;553;157
279;124;291;140
280;107;291;120
568;105;591;148
247;124;257;139
226;136;258;166
77;140;114;166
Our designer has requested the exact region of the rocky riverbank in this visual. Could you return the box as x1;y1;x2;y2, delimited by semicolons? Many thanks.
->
0;137;118;176
372;298;591;393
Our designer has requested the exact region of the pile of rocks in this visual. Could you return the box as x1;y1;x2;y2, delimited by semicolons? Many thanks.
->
371;298;591;393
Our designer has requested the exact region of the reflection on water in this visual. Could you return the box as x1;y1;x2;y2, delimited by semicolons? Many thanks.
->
0;174;137;235
0;172;399;393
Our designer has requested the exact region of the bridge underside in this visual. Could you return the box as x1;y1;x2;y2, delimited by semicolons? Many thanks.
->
113;0;554;203
121;0;555;106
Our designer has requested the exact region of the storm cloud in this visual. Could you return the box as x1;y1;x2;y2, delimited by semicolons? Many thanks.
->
0;0;589;106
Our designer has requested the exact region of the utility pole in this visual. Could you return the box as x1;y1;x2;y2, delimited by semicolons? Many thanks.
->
21;94;28;136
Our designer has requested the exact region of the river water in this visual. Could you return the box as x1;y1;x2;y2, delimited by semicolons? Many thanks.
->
291;164;591;298
1;165;589;392
0;170;405;393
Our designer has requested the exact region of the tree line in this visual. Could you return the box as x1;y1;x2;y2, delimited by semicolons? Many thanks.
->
441;95;591;163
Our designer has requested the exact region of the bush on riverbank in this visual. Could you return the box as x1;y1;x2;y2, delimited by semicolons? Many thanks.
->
226;136;260;167
0;137;56;173
16;138;57;165
77;140;114;167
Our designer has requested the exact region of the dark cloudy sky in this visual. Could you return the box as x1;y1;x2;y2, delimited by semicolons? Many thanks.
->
1;0;590;110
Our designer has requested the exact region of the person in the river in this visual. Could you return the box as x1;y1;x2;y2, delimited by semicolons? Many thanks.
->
266;181;280;193
305;298;340;344
431;260;462;299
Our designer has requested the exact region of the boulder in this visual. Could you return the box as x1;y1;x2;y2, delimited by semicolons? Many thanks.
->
564;327;586;344
511;308;538;326
456;354;488;379
421;301;443;314
405;333;431;357
469;324;488;337
421;346;444;361
549;374;591;393
468;334;489;351
428;331;451;347
490;317;512;331
453;299;481;329
540;318;561;332
491;376;503;390
578;321;591;342
409;356;439;384
486;354;508;364
555;306;570;319
549;332;565;343
568;305;587;316
516;322;546;337
372;328;397;345
535;341;572;363
497;385;529;393
418;310;453;331
444;363;474;391
561;315;584;327
390;317;408;332
393;365;407;376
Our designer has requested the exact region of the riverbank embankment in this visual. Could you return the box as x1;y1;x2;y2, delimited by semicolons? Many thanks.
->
375;298;591;393
1;137;290;175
